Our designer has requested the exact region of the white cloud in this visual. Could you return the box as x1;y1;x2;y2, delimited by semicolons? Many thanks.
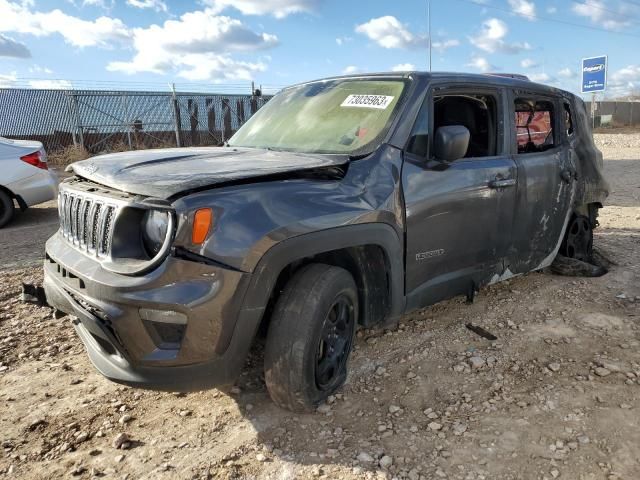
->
609;65;640;95
342;65;359;74
529;72;552;83
546;6;557;14
126;0;168;13
572;0;637;31
107;11;277;81
0;0;131;48
432;39;460;53
520;58;539;68
355;15;459;53
0;33;30;58
355;16;425;49
29;79;73;89
29;64;53;74
467;57;495;73
81;0;114;8
335;36;352;46
204;0;321;19
171;55;266;82
0;71;16;87
392;63;415;72
508;0;536;19
469;18;531;54
558;67;576;79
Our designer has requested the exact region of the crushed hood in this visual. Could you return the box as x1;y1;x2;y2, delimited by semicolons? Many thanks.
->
68;147;348;198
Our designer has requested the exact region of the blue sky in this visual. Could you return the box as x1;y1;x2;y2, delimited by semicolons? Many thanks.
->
0;0;639;97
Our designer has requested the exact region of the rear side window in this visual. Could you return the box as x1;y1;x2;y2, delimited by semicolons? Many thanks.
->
515;99;555;154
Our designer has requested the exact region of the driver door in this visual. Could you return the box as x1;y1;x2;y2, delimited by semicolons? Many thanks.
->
402;84;518;311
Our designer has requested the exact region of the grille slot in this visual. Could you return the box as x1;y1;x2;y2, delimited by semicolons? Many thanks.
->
59;191;118;258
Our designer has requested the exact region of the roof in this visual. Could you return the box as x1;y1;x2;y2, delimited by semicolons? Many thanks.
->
288;71;573;98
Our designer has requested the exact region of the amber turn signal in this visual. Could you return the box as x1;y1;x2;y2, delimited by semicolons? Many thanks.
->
192;208;213;245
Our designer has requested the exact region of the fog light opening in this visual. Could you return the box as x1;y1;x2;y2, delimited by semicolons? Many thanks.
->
140;309;187;350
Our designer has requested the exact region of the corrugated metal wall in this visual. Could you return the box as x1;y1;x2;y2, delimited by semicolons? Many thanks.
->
585;101;640;128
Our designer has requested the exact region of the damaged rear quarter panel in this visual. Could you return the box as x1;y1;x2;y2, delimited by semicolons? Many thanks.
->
171;145;406;273
571;97;610;207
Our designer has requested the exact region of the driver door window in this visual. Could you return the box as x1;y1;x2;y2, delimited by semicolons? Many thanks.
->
407;93;499;159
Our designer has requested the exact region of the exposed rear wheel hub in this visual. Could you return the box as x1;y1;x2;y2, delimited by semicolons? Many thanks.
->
562;215;593;262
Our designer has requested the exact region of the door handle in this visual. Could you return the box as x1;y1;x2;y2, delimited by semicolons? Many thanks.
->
489;178;516;189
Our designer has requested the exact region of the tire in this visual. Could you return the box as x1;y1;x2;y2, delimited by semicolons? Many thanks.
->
560;214;593;262
0;190;15;229
264;264;358;412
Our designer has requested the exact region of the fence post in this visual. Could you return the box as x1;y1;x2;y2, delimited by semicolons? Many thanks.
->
170;83;182;148
121;92;133;150
205;98;217;145
64;91;78;147
236;99;245;125
222;98;232;143
70;91;84;149
189;99;200;146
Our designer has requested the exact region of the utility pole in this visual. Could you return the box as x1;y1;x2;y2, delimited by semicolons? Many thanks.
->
428;0;432;72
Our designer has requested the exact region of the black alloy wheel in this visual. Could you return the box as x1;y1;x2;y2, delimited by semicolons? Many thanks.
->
315;295;355;391
264;264;358;412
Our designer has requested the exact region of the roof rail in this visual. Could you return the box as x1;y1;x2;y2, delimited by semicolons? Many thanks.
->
486;73;530;81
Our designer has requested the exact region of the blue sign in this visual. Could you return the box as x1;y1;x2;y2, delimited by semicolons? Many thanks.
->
582;56;607;93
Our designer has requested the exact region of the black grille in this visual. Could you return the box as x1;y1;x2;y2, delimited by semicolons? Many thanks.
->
59;191;118;258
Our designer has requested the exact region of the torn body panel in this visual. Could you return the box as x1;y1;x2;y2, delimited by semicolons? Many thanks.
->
171;144;405;273
570;97;609;208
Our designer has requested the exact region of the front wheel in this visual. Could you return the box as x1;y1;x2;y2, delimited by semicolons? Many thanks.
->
264;264;358;412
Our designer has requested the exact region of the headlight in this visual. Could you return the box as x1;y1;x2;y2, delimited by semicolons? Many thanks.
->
142;210;169;258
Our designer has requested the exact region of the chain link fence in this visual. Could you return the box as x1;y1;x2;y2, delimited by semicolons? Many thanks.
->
0;88;271;154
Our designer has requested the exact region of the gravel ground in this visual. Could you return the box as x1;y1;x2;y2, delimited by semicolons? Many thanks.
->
594;132;640;149
0;136;639;480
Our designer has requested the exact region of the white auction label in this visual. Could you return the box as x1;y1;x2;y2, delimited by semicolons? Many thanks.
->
341;94;395;109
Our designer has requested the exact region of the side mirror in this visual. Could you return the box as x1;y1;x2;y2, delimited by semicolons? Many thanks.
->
434;125;470;162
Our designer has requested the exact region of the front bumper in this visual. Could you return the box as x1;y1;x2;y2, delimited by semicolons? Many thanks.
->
44;232;263;391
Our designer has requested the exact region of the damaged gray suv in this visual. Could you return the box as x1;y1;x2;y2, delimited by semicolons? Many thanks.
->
44;73;609;411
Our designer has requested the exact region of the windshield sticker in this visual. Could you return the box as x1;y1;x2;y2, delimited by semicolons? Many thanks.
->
341;95;395;110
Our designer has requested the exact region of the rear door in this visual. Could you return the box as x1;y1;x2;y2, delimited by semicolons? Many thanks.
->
507;93;575;274
402;83;518;310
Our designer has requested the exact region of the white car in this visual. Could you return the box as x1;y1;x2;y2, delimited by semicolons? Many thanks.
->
0;137;58;228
